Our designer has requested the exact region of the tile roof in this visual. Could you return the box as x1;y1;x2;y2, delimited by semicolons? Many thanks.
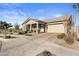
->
22;15;72;25
22;18;45;25
43;15;71;23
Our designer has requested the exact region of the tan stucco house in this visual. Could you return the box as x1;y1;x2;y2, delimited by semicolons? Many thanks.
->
22;15;72;33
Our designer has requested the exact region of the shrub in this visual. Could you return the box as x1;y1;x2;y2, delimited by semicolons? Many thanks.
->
25;34;32;36
64;35;74;44
18;31;24;34
37;50;53;56
8;29;12;32
2;30;8;35
76;38;79;41
24;31;27;33
4;35;11;39
0;31;2;33
57;33;65;39
27;31;31;33
29;31;31;33
18;30;27;34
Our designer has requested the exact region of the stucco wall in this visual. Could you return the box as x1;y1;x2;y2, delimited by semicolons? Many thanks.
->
47;24;65;33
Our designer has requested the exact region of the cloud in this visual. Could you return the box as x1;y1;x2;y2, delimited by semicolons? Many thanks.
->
0;4;22;9
0;10;28;25
0;4;64;26
38;17;46;20
55;14;63;17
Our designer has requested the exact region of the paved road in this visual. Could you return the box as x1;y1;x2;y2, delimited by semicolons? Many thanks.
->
0;34;79;56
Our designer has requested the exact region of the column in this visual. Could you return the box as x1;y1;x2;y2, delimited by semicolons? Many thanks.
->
36;23;39;33
24;25;26;31
44;24;45;32
64;21;68;35
23;24;25;31
30;24;32;32
25;25;27;31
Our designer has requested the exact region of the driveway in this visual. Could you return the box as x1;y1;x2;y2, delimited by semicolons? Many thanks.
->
0;33;79;56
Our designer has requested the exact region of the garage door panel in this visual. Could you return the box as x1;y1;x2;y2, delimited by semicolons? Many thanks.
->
47;24;64;33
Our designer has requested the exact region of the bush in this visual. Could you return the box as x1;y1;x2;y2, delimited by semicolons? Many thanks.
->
76;38;79;41
18;30;27;35
4;35;11;39
24;31;28;33
57;33;65;39
25;34;32;36
0;31;2;33
64;35;74;44
8;29;13;32
2;30;8;35
37;50;53;56
18;31;24;34
27;30;31;33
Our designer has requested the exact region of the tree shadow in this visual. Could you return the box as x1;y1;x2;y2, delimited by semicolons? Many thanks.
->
36;50;56;56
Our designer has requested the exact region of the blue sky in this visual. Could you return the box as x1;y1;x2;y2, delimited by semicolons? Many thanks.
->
0;3;79;26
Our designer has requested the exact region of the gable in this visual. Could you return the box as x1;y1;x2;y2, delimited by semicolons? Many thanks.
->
26;20;37;24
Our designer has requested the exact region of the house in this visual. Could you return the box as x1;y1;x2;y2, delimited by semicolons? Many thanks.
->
22;15;73;33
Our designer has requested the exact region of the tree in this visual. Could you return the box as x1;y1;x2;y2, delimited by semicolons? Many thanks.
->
64;4;79;44
73;3;79;39
64;16;75;44
0;21;12;29
14;23;19;30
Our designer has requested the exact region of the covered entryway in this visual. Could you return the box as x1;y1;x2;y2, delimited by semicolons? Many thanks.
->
22;19;46;33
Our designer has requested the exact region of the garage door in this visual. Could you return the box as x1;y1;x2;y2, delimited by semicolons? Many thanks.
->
47;24;65;33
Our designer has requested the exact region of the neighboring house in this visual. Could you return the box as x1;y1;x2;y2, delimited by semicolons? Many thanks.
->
22;15;73;33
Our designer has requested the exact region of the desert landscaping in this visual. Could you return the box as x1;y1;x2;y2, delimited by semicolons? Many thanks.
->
0;31;79;56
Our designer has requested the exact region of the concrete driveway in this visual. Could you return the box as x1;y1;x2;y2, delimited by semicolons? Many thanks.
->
0;33;79;56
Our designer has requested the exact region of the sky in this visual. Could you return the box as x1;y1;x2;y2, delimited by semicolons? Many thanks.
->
0;3;79;26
